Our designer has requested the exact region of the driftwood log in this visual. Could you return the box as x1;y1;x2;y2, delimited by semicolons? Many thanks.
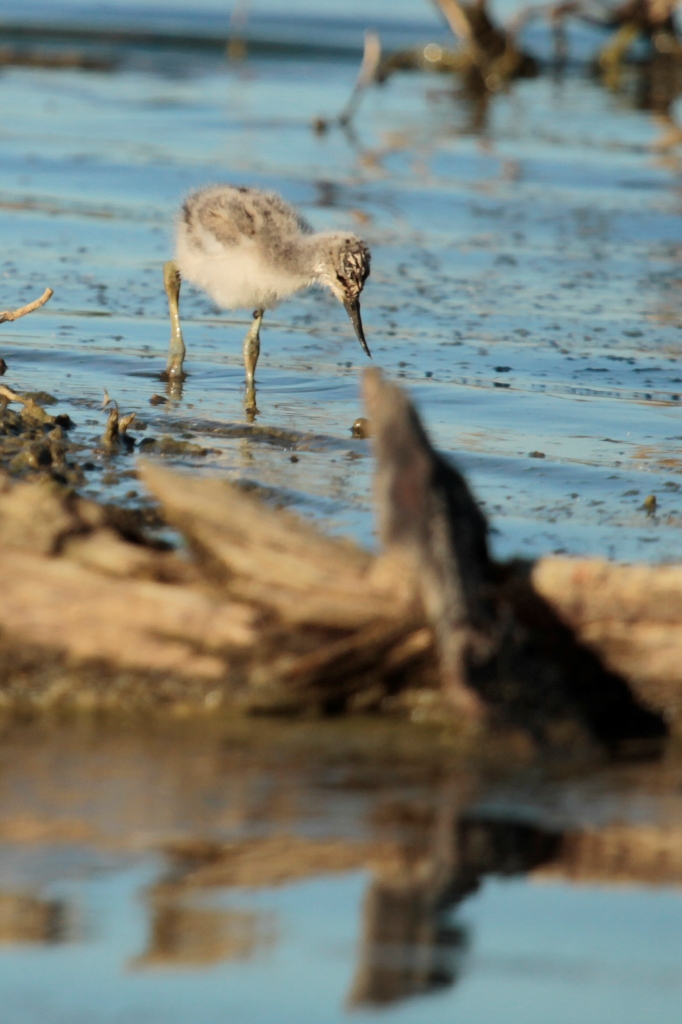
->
377;0;537;91
0;368;675;754
517;0;682;94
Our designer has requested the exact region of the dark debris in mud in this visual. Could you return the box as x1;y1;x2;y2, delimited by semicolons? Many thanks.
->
0;379;225;544
139;435;210;457
0;389;84;488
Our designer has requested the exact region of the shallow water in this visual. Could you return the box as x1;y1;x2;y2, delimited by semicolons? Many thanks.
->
3;870;682;1024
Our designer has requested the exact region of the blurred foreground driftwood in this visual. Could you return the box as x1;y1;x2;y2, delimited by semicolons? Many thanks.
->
0;368;676;753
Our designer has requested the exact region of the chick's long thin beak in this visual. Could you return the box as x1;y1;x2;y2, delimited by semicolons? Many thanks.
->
344;296;372;358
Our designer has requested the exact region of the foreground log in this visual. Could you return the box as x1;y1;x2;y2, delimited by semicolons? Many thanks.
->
0;369;674;754
533;558;682;718
363;370;666;752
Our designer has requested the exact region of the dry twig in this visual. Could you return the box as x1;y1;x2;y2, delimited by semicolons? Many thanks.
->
0;288;53;324
313;31;382;132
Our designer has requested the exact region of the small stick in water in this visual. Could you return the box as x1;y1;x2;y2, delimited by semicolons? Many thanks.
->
313;32;381;133
339;31;382;126
0;384;22;405
0;287;53;324
431;0;473;44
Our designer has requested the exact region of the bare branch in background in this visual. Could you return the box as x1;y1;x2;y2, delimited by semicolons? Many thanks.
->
431;0;474;44
339;31;382;126
378;1;537;93
227;0;251;61
100;390;136;448
0;384;23;404
313;31;382;133
0;287;53;324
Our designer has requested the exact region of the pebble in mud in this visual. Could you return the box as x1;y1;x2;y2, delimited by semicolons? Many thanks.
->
9;442;53;472
642;495;657;515
351;417;372;439
23;391;58;406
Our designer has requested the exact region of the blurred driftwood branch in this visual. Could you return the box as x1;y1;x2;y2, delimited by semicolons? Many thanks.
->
313;31;382;134
0;369;674;754
376;0;682;102
513;0;682;81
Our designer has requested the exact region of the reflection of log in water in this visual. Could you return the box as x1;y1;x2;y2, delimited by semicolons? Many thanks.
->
133;903;275;969
534;823;682;885
137;800;682;1005
348;782;471;1007
349;809;682;1007
348;875;470;1005
135;834;395;971
349;793;561;1007
0;891;67;944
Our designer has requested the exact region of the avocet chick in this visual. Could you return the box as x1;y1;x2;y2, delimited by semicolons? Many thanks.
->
163;184;372;413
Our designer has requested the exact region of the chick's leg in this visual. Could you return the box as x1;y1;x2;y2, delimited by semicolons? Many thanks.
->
163;260;186;380
243;308;264;415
